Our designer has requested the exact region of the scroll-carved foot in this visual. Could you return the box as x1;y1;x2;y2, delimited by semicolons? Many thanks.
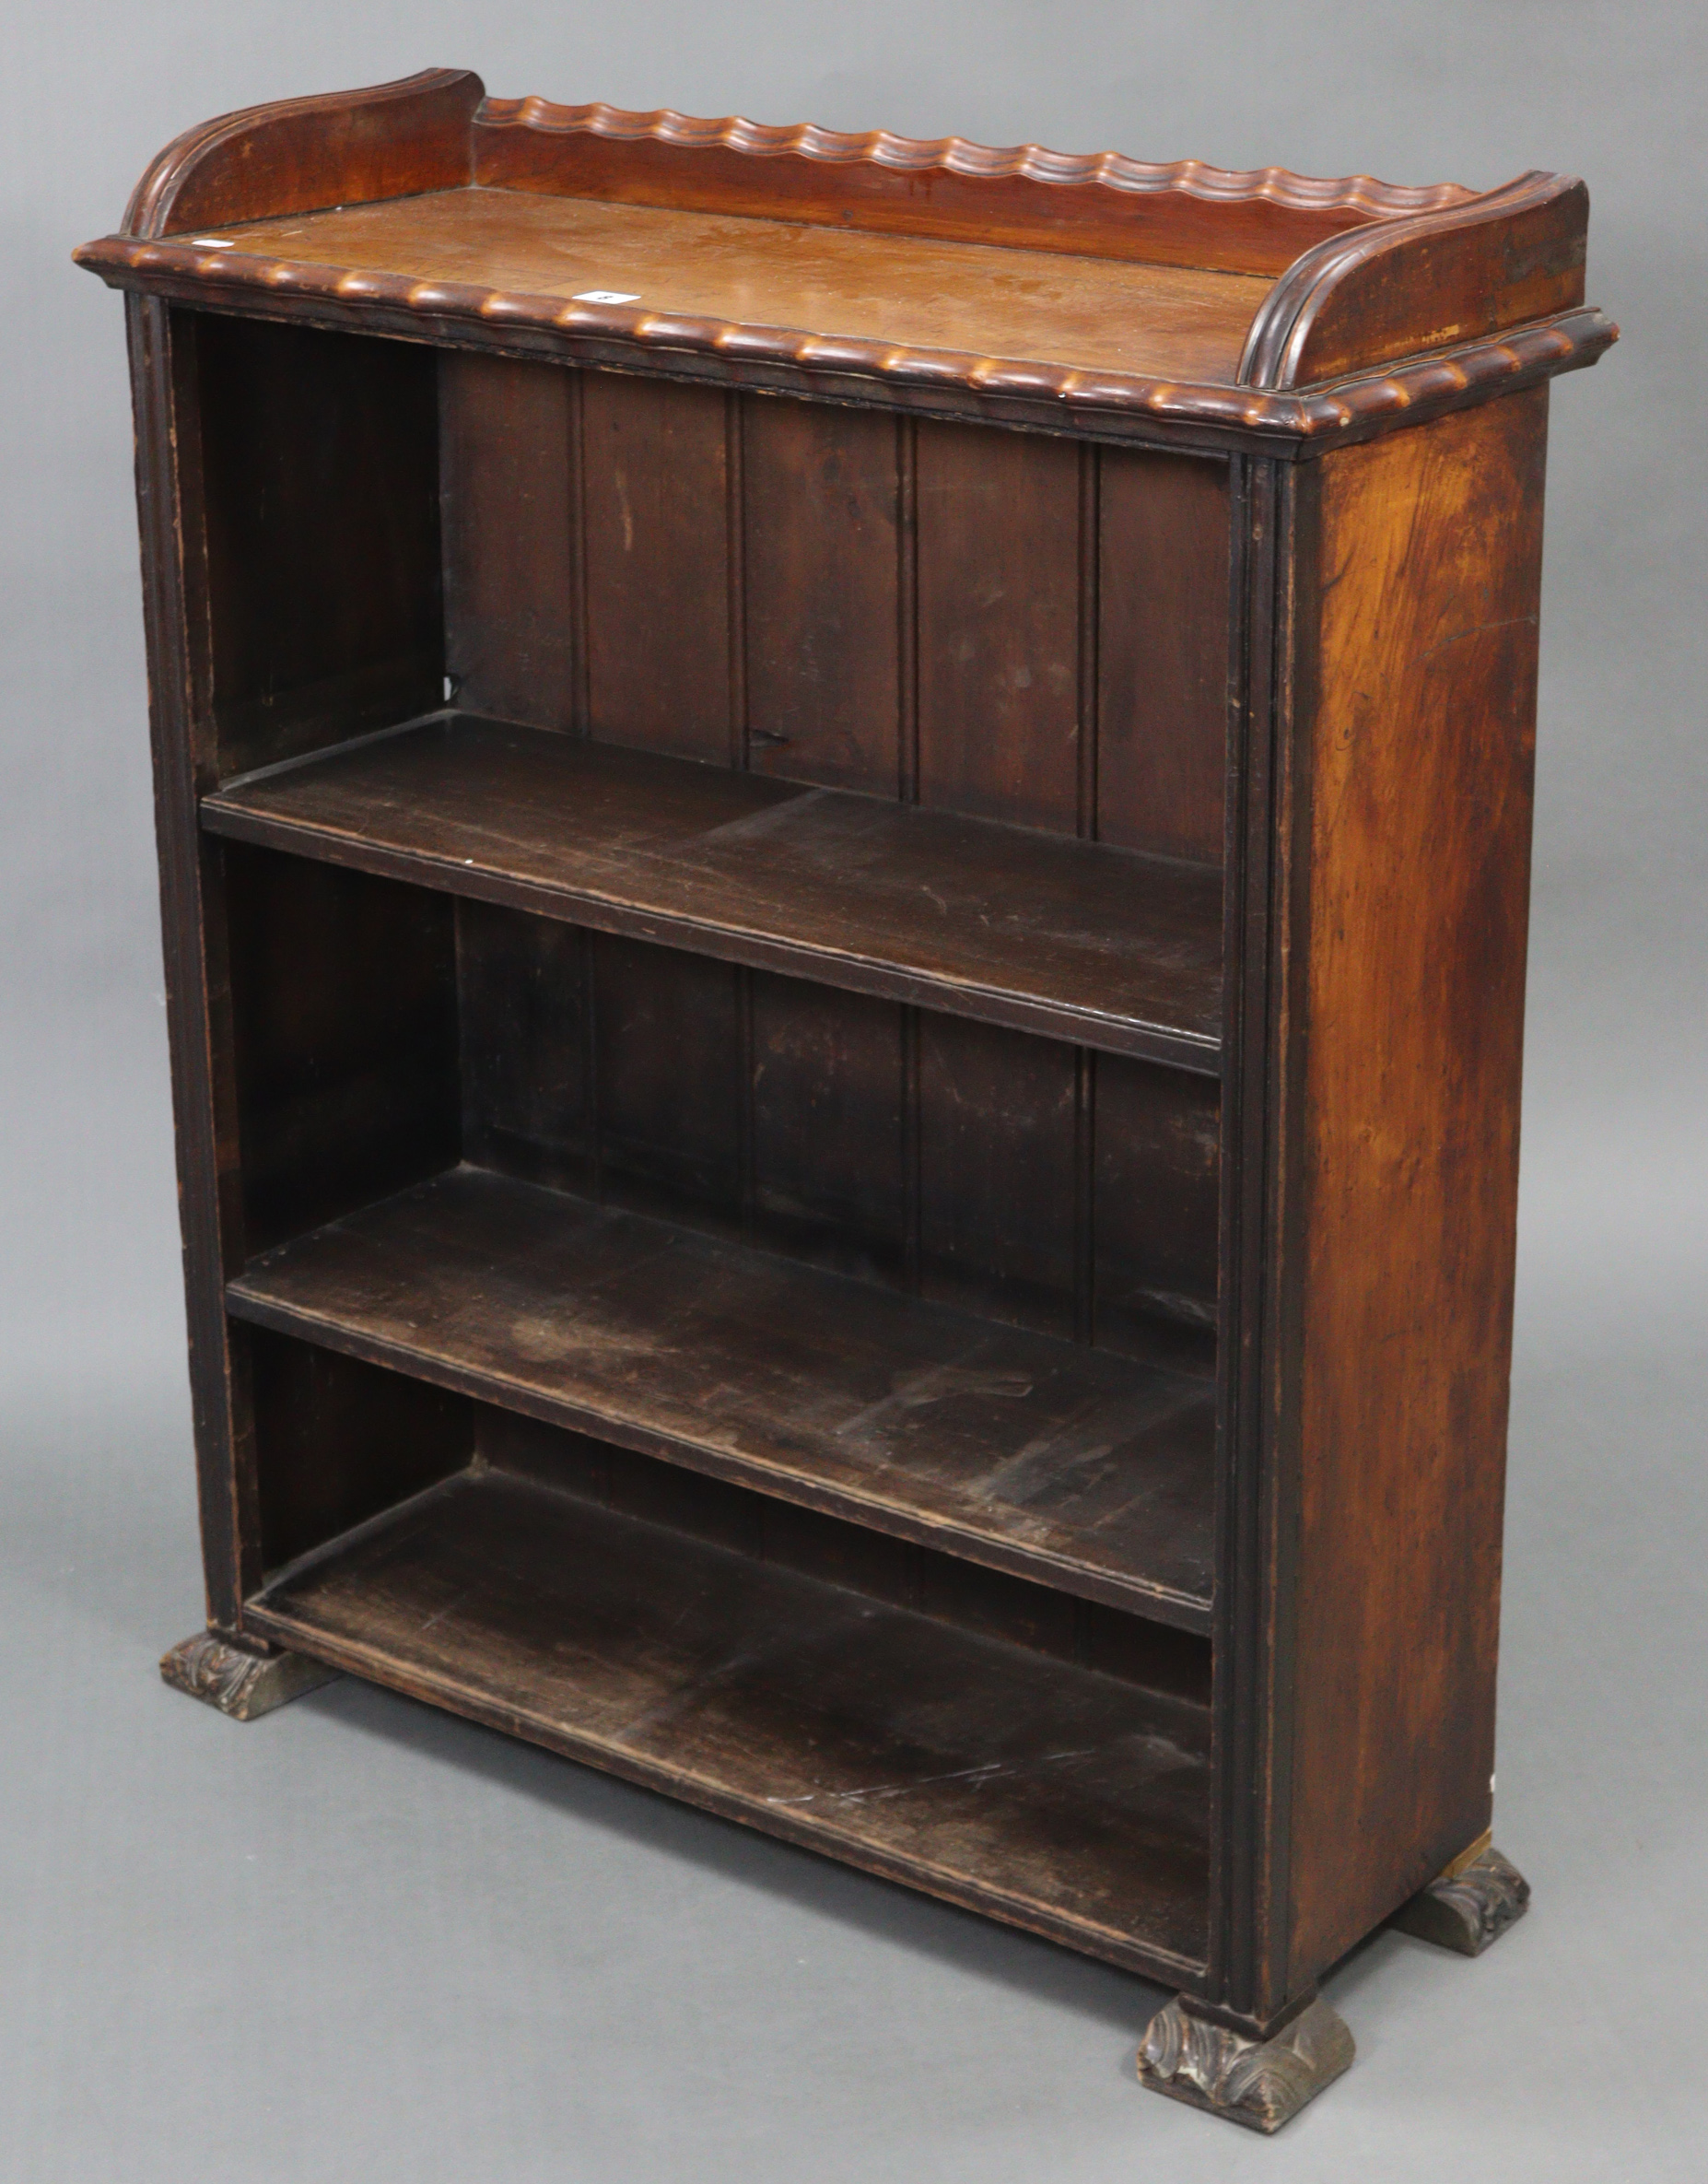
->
160;1631;339;1720
1136;1992;1354;2132
1391;1844;1530;1955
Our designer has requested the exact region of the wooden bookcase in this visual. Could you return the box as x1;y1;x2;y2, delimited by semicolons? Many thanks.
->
76;70;1614;2131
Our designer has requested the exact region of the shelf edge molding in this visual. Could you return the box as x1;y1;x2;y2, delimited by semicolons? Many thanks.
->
243;1467;1213;1980
227;1168;1219;1632
74;70;1617;456
200;715;1225;1072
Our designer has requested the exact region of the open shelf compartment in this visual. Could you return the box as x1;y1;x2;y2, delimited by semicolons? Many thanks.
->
204;712;1223;1069
229;1161;1216;1629
243;1438;1211;1979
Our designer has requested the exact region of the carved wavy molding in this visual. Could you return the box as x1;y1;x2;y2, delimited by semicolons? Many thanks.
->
69;231;1616;451
476;97;1476;223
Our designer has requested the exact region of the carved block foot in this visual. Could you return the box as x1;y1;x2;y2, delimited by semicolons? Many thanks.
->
1391;1845;1530;1955
1136;1992;1354;2132
160;1631;339;1720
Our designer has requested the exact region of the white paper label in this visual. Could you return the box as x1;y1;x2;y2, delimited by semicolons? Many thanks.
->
573;289;640;305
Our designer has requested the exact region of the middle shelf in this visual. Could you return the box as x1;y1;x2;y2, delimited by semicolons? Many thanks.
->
228;1165;1217;1631
202;711;1224;1070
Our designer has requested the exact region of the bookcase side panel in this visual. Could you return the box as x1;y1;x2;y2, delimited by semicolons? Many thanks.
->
1281;387;1548;1990
225;845;462;1256
127;295;260;1629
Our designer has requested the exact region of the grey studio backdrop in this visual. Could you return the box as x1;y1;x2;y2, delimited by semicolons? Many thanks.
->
2;5;1701;2178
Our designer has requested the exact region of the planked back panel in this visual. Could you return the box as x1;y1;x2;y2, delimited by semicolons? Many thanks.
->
458;901;1218;1369
439;355;1230;863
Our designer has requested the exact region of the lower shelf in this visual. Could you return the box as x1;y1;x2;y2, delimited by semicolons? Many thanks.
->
228;1166;1216;1629
245;1465;1211;1979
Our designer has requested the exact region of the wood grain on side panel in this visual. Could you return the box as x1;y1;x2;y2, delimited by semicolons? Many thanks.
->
225;846;460;1256
193;314;442;777
743;399;901;793
1097;450;1230;863
581;373;731;758
1283;388;1548;1989
916;421;1082;832
440;352;579;730
250;1329;471;1573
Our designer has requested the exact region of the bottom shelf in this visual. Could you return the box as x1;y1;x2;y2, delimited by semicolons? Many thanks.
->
245;1464;1210;1979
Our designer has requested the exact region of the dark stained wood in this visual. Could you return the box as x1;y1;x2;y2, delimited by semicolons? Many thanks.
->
480;1408;1211;1696
153;187;1274;386
202;714;1225;1069
90;73;1609;2121
1136;1992;1353;2132
123;67;482;239
457;898;593;1194
244;1465;1212;1975
916;422;1083;832
82;228;1616;454
193;313;442;776
249;1327;471;1572
743;399;902;794
1245;174;1590;389
1097;449;1230;862
125;294;258;1632
224;844;459;1254
1278;388;1549;1993
591;935;743;1227
749;973;907;1284
581;373;731;758
1388;1844;1530;1956
917;1013;1077;1336
78;111;1616;454
159;1629;340;1719
1094;1056;1221;1374
472;98;1469;276
440;351;579;730
227;1165;1219;1630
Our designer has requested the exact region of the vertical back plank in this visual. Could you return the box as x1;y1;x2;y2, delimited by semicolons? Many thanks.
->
440;351;578;730
917;1016;1078;1336
581;374;731;759
749;975;907;1284
1098;449;1230;863
743;399;902;793
592;933;743;1227
915;421;1082;830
